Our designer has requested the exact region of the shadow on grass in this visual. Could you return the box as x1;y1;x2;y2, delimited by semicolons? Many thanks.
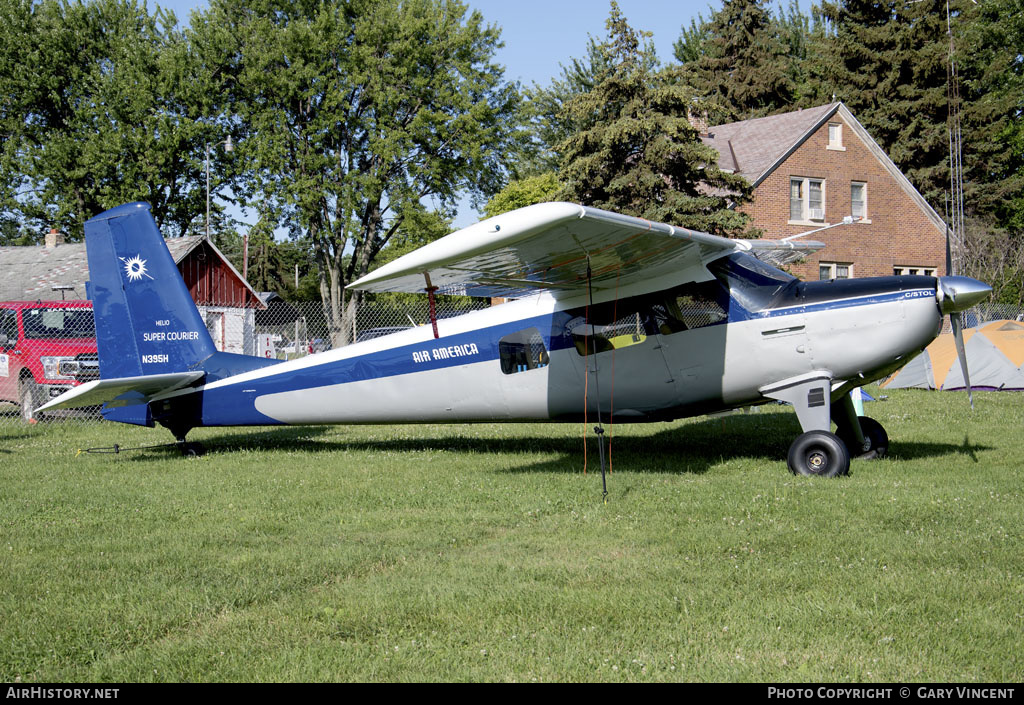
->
175;412;993;476
889;434;989;463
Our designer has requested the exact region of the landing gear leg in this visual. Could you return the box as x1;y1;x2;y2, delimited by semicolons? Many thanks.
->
761;372;850;477
833;394;889;459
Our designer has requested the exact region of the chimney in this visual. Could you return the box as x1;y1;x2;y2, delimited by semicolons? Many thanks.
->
687;109;710;137
45;228;64;249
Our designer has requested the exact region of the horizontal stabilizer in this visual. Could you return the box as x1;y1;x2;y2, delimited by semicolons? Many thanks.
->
37;371;204;412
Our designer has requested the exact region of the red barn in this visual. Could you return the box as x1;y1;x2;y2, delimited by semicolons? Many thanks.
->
1;233;265;354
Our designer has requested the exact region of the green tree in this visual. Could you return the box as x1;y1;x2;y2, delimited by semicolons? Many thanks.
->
483;172;561;218
809;0;1023;296
672;15;709;66
958;0;1024;233
0;0;235;240
681;0;798;122
557;2;753;236
198;0;521;346
814;0;1021;221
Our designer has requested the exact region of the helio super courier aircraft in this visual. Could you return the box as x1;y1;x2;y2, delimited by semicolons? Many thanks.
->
40;201;990;477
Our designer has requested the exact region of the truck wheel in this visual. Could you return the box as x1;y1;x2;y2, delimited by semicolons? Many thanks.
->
19;378;42;423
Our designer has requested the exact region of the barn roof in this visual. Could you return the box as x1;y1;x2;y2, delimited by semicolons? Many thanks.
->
0;236;263;308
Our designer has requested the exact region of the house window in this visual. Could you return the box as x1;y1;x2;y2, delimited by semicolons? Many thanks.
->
819;262;852;280
893;266;937;277
827;122;845;150
851;182;867;220
790;177;825;222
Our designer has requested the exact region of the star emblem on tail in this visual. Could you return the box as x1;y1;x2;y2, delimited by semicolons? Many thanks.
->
120;255;153;282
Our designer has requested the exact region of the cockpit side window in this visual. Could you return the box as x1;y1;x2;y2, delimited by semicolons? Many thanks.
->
653;281;728;334
565;279;728;357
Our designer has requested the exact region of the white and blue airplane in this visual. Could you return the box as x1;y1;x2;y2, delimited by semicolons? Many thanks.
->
40;201;990;477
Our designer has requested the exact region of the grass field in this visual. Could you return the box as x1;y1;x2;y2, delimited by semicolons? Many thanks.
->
1;387;1021;682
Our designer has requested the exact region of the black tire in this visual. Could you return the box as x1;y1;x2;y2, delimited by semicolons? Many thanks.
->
837;416;889;460
179;441;205;457
787;430;850;478
19;377;42;423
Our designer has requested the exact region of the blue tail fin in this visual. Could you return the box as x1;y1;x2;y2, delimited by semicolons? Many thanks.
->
85;202;217;379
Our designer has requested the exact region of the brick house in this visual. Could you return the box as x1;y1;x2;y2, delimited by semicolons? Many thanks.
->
701;102;947;280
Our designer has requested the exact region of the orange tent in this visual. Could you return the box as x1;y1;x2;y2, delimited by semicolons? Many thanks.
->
881;320;1024;391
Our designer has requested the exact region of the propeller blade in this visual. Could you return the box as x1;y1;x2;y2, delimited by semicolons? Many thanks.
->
950;311;974;410
945;224;953;276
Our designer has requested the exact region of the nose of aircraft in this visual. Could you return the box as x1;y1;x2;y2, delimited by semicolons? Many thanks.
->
937;276;992;314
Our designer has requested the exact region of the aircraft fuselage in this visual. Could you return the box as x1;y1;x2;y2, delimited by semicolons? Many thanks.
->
174;263;942;430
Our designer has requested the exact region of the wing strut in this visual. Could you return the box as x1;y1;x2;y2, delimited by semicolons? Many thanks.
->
424;272;440;339
584;260;609;504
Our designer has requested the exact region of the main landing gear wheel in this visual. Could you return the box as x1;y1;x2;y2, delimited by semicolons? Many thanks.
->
787;430;850;478
837;416;889;460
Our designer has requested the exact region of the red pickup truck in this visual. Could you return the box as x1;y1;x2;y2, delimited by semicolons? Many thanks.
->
0;301;98;422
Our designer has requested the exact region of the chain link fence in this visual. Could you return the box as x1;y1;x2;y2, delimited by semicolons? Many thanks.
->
1;297;1020;430
0;295;488;428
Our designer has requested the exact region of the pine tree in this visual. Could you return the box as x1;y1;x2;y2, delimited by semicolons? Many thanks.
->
681;0;797;122
557;3;753;236
814;0;1022;227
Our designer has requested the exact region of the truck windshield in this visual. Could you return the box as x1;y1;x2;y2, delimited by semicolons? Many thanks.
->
707;252;797;312
22;307;95;340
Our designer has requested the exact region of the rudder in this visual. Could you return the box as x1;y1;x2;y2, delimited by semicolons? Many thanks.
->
85;202;217;379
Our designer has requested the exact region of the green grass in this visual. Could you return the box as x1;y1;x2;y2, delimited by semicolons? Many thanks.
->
1;387;1022;682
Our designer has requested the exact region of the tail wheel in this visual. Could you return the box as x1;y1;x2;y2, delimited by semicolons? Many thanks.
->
179;442;205;457
787;430;850;478
19;377;42;423
837;416;889;460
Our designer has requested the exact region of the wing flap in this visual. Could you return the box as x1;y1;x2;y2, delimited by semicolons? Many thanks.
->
36;371;204;412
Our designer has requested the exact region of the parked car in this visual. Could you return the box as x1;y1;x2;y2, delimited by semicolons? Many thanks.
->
0;301;97;421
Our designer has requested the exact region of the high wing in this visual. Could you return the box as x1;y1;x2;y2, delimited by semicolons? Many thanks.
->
350;202;823;297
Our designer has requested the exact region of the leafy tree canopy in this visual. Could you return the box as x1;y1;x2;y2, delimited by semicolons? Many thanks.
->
0;0;237;240
680;0;799;123
483;172;562;218
196;0;523;345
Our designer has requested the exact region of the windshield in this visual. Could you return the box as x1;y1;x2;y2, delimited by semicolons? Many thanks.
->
22;307;95;340
707;253;796;312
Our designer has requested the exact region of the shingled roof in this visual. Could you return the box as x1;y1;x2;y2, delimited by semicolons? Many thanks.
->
700;102;944;231
700;103;839;185
0;236;233;302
